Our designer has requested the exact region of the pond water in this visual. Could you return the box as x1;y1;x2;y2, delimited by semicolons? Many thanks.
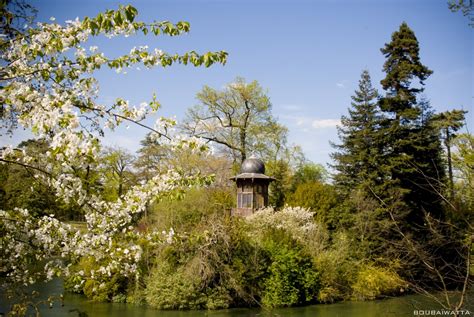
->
1;279;472;317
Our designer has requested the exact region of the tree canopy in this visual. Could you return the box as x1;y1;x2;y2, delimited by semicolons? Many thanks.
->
182;77;288;164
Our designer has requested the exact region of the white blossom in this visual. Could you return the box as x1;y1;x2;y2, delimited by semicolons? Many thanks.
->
247;206;325;243
0;3;223;294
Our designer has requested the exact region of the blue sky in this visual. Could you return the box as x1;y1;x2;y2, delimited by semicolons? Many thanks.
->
6;0;473;166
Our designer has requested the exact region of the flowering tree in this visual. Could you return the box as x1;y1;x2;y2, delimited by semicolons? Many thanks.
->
0;2;227;309
246;206;328;254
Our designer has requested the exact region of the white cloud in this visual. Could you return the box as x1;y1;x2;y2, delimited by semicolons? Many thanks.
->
296;118;306;126
280;114;340;130
311;119;340;129
279;114;308;126
280;104;303;111
336;80;348;88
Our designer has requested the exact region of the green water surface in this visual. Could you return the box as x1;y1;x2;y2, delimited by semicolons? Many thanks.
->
1;279;472;317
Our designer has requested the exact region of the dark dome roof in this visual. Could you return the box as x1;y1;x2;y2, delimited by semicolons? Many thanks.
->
241;157;265;174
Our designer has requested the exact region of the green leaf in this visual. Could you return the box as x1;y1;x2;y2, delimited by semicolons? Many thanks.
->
89;21;99;34
124;5;137;22
203;53;211;67
181;53;188;65
150;93;161;111
96;13;104;27
41;70;50;81
152;25;161;36
114;11;123;26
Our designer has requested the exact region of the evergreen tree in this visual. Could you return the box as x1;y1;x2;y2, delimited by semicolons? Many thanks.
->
380;22;432;116
135;133;170;182
378;22;445;225
331;70;382;192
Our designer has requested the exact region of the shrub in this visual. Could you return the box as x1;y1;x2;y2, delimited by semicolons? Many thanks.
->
260;229;320;308
351;264;405;300
145;261;208;309
144;210;323;309
64;256;128;302
145;216;267;309
247;206;328;255
313;231;359;303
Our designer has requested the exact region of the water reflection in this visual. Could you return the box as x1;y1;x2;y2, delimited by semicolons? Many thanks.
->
1;279;472;317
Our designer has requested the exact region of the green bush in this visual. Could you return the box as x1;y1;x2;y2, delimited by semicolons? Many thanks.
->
144;216;323;309
317;286;343;304
126;284;146;305
145;261;208;309
144;216;267;309
351;264;405;300
260;229;320;308
64;257;128;302
313;231;358;303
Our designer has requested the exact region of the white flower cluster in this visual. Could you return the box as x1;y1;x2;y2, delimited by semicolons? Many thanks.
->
0;5;218;293
0;208;79;287
246;206;322;242
129;45;165;67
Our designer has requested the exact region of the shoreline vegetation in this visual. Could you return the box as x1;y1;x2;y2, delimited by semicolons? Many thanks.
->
64;204;409;309
0;1;472;316
3;278;473;316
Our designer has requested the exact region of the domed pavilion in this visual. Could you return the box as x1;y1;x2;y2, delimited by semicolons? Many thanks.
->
230;157;274;217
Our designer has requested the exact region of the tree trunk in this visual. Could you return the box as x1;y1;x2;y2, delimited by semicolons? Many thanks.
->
240;128;246;163
118;174;123;197
446;127;454;198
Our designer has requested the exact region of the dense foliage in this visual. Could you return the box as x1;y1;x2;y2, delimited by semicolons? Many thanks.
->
331;22;472;313
0;1;472;315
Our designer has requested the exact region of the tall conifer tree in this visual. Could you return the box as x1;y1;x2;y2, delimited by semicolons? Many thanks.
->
379;22;445;224
332;70;382;192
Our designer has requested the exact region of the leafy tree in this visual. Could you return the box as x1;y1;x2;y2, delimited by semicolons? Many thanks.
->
101;146;136;198
136;132;234;189
181;77;304;208
290;162;327;191
451;133;474;222
267;159;292;208
286;182;339;229
331;70;382;192
275;161;329;221
1;139;65;218
182;77;288;164
134;133;170;182
432;109;467;197
265;146;307;209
